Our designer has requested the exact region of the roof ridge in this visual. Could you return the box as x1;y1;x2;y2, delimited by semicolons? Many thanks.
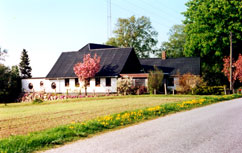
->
62;51;77;53
89;47;132;51
140;57;200;60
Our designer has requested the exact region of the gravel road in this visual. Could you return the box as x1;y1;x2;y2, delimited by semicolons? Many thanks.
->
44;98;242;153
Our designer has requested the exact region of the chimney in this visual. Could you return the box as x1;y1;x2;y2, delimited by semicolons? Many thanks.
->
162;51;166;60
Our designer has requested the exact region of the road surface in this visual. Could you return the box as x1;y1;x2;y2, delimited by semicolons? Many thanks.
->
44;98;242;153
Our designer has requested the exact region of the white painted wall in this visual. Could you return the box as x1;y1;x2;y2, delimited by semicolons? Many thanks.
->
21;77;117;94
84;78;117;93
174;77;178;89
21;78;46;92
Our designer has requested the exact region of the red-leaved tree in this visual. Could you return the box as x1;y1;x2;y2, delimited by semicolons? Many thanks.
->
222;54;242;86
73;54;101;95
235;54;242;82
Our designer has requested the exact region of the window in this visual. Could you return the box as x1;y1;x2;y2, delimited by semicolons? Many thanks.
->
51;82;56;89
28;83;33;89
65;79;69;87
106;78;111;86
40;81;44;87
95;77;100;86
134;79;145;86
86;78;90;86
167;77;174;86
75;78;79;87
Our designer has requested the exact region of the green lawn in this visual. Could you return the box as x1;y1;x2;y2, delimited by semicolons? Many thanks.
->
0;95;204;139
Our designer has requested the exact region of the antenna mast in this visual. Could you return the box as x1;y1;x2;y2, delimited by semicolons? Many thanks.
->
107;0;111;39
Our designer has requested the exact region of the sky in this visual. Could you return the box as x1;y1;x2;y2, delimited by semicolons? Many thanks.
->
0;0;188;77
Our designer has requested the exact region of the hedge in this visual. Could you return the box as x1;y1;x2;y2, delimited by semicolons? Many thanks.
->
193;86;225;95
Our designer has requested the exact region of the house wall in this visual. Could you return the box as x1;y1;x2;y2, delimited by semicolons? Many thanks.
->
21;77;117;94
85;78;117;93
21;78;46;92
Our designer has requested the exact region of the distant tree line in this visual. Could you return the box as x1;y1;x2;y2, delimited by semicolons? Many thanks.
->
107;0;242;87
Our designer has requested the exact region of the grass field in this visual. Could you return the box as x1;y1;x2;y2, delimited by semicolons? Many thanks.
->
0;95;204;139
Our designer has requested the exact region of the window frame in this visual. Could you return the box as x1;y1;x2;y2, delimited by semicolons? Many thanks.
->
65;78;69;87
75;78;80;87
86;78;90;87
167;77;174;86
40;81;44;87
51;82;56;89
95;77;101;87
106;78;111;87
28;83;33;89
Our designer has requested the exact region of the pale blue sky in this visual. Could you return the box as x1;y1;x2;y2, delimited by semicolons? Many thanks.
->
0;0;188;77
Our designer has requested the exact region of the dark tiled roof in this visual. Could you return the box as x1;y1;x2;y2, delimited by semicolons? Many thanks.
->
46;43;200;78
139;57;200;75
46;43;141;78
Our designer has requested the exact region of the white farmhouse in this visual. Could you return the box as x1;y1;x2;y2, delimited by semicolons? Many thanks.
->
21;43;200;94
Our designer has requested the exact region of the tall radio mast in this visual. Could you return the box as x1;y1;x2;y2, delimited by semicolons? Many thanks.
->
107;0;111;39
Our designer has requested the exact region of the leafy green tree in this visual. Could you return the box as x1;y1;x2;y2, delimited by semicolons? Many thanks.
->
0;47;7;62
0;64;11;102
0;49;21;103
158;24;186;58
19;49;32;78
106;16;158;58
0;64;21;103
8;65;21;101
183;0;242;85
148;66;164;94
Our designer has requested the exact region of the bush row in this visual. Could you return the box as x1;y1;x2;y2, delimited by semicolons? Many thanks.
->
194;86;225;95
19;92;117;103
0;94;241;153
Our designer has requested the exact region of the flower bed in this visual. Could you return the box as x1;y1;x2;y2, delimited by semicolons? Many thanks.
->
19;92;114;102
1;94;241;153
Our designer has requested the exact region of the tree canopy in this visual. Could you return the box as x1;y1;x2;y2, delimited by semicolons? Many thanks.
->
19;49;32;78
183;0;242;85
106;16;158;58
148;66;164;94
0;48;7;62
0;64;21;103
73;53;100;95
158;24;186;58
222;54;242;85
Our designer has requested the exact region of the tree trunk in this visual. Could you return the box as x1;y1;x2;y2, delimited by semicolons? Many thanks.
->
84;79;87;96
85;86;87;96
164;82;167;95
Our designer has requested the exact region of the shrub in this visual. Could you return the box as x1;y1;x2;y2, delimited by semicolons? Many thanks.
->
176;73;203;94
138;86;147;94
117;76;133;95
129;86;148;95
129;86;138;95
148;66;164;94
32;98;44;104
193;86;225;95
237;87;242;94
